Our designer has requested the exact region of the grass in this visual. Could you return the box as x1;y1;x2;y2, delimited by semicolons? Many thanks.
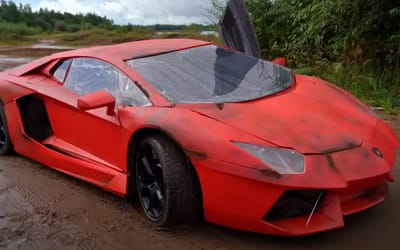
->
0;22;43;45
295;62;400;113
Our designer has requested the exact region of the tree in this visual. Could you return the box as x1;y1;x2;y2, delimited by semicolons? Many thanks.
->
204;0;227;24
207;0;400;66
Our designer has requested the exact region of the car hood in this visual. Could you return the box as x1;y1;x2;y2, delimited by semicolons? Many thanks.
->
190;75;378;154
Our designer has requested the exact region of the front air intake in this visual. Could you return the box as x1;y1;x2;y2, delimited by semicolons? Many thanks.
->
264;190;324;221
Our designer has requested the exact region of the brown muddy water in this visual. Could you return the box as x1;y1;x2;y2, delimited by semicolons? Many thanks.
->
0;45;400;250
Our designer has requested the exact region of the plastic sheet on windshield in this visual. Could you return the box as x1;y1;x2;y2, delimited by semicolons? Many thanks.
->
127;45;293;104
64;58;151;107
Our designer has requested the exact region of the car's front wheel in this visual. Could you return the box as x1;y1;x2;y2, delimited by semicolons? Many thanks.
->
0;103;13;155
134;134;200;226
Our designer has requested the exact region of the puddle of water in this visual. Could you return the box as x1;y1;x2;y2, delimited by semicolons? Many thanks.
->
0;43;73;71
0;55;33;64
29;44;73;50
0;54;33;71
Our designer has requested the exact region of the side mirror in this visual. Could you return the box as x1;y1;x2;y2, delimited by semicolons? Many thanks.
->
271;57;286;67
77;90;115;115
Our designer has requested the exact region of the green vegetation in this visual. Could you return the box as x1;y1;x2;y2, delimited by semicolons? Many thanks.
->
0;0;217;45
0;0;113;35
209;0;400;111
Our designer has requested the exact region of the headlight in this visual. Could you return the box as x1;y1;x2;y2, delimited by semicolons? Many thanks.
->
234;142;305;174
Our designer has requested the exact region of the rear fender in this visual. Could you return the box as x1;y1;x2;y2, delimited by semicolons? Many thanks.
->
0;81;35;151
0;80;35;104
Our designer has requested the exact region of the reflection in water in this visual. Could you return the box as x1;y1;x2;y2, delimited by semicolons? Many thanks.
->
0;43;73;71
30;44;73;50
0;55;33;71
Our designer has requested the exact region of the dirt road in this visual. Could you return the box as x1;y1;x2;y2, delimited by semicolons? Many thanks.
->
1;47;400;250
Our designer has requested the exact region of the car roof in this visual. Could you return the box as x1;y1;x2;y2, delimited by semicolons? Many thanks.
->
8;39;212;77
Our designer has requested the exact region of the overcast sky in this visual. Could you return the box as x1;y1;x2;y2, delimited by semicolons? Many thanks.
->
15;0;214;25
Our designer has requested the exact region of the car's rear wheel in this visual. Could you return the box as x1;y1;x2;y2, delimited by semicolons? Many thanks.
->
134;134;200;226
0;103;13;155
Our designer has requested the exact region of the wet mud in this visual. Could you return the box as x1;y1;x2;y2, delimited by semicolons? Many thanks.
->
0;46;400;250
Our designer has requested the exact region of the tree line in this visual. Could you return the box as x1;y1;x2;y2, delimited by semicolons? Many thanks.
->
0;0;213;36
0;0;113;32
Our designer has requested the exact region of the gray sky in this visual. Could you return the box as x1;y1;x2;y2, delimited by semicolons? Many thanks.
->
17;0;214;25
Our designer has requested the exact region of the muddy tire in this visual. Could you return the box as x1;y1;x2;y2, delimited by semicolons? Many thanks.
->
134;134;200;226
0;102;13;155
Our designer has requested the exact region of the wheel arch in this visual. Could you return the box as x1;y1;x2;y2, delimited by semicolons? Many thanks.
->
127;127;190;173
126;127;204;217
0;81;35;152
0;80;35;105
0;92;14;154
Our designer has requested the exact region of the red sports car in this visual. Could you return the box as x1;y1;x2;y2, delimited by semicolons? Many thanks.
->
0;1;399;235
0;38;399;236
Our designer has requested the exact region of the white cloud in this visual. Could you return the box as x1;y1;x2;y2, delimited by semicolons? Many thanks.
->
99;1;124;14
34;0;213;25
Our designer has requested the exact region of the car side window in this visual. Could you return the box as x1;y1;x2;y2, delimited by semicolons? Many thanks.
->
52;59;72;83
54;58;151;107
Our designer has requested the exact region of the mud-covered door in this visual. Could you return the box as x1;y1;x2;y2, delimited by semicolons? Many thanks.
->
219;0;261;58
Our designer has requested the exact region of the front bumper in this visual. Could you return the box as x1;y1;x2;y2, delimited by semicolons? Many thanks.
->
191;118;398;236
194;143;393;236
263;177;387;236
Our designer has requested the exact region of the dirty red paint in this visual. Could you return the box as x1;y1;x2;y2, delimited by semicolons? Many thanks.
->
0;39;399;236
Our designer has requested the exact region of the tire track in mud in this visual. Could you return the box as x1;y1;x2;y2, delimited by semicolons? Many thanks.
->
0;157;101;250
14;184;98;250
0;156;236;250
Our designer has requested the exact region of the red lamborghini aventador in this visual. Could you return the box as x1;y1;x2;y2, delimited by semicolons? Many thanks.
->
0;0;399;237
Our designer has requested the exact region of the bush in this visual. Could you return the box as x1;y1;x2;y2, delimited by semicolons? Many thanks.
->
0;22;41;37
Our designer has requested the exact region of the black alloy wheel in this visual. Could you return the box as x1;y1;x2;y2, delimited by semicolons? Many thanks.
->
136;143;165;221
134;134;201;226
0;115;5;148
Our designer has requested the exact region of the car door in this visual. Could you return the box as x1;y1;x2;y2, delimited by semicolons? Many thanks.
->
41;57;151;172
219;0;261;58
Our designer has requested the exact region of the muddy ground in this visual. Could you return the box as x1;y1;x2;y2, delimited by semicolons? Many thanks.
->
0;46;400;250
